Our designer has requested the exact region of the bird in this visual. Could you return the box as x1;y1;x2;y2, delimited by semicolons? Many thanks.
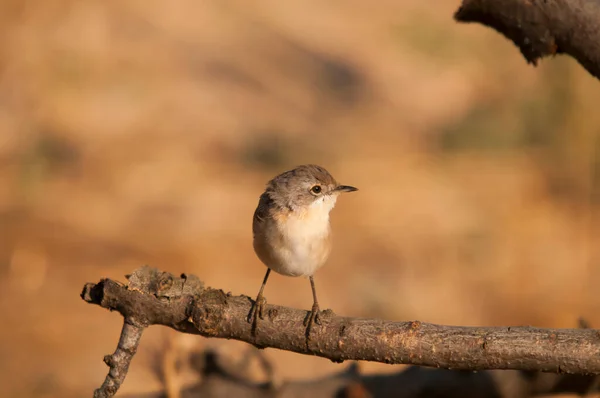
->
248;164;357;341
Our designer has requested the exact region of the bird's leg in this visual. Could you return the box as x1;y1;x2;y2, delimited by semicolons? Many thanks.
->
248;269;271;333
303;275;322;342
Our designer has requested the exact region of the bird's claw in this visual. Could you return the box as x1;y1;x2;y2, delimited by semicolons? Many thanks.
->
304;303;322;343
248;295;267;325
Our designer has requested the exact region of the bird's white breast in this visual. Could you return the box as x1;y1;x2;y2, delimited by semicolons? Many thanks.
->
267;195;337;277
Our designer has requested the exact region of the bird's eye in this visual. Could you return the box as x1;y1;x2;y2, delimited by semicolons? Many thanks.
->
310;185;322;195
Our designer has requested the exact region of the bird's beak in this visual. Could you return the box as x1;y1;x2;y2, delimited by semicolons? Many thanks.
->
335;185;358;193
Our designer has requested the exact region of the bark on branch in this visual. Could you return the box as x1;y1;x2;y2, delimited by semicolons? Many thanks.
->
82;266;600;397
454;0;600;80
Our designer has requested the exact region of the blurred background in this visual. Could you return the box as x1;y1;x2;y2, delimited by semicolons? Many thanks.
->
1;0;599;397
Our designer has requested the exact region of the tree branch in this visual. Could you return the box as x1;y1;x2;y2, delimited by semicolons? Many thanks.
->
454;0;600;80
82;266;600;397
95;322;144;398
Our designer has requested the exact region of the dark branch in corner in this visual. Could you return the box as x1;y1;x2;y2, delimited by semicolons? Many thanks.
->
454;0;600;80
82;266;600;398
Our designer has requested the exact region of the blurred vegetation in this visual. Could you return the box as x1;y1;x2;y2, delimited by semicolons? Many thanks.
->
440;58;599;206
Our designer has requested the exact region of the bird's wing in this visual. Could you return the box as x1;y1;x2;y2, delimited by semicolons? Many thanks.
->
252;192;273;238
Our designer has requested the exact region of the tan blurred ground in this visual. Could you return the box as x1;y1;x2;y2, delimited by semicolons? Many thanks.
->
1;1;599;397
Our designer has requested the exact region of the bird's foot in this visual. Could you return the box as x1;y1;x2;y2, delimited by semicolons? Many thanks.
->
303;302;322;344
248;294;267;334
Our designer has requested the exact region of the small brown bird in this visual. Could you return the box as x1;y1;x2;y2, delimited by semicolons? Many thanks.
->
248;164;357;340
